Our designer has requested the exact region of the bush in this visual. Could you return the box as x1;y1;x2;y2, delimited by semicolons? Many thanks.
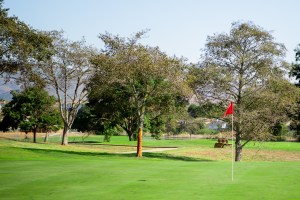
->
151;131;163;140
270;135;287;142
271;122;289;136
197;128;218;135
103;126;120;142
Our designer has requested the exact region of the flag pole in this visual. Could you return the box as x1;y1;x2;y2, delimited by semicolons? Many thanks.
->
223;102;234;181
231;111;234;181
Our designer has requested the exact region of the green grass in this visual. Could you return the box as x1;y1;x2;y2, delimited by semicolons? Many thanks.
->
66;135;300;151
0;137;299;199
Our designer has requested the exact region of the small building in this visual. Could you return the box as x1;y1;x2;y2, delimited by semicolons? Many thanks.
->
208;119;228;130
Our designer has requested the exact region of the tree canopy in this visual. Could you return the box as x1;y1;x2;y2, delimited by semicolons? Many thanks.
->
1;2;299;161
89;31;190;156
289;44;300;139
0;0;52;82
37;31;96;145
189;22;300;161
1;87;57;142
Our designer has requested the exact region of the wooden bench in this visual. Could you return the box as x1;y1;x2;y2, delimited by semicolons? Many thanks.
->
214;138;232;148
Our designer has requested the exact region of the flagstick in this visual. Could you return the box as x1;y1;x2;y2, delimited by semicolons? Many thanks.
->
232;113;234;181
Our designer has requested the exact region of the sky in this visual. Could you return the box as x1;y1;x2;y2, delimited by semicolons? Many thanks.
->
3;0;300;64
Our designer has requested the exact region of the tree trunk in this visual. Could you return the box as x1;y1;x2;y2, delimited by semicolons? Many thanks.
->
235;133;242;161
136;128;143;157
44;132;49;142
128;133;134;141
61;125;69;145
126;128;134;141
33;129;37;143
136;103;146;157
25;132;28;140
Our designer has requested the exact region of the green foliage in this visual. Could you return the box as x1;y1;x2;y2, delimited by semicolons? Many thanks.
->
40;109;63;132
289;44;300;140
89;31;190;141
0;87;58;141
190;21;300;160
0;1;52;84
290;44;300;87
102;125;120;142
72;105;100;133
271;122;289;136
187;104;199;118
197;128;218;135
148;115;164;140
188;102;224;118
19;120;32;133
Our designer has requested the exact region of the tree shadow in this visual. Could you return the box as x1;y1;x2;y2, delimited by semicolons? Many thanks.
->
69;141;178;149
17;147;213;162
69;141;100;144
142;152;213;162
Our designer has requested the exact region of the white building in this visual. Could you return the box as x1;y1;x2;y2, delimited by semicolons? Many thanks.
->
208;119;228;130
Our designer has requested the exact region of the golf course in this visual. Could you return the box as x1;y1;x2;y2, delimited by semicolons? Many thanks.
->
1;1;300;199
0;134;299;200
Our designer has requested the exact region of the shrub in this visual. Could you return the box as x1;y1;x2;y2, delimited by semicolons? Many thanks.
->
197;128;218;135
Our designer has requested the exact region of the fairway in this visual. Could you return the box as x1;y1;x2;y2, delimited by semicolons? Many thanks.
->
0;137;300;200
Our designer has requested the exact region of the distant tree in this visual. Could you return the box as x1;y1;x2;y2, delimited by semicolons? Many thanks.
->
87;82;138;141
0;0;52;84
40;110;62;142
71;105;101;133
37;31;96;145
89;31;190;157
188;102;224;118
271;122;288;137
19;120;31;139
290;44;300;87
1;87;57;142
289;44;300;140
190;22;300;161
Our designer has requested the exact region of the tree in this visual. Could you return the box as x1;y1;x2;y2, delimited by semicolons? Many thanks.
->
19;120;31;139
40;110;62;142
289;44;300;140
89;31;190;157
1;87;57;143
290;44;300;87
187;102;224;118
190;22;300;161
37;31;96;145
0;0;52;82
71;105;100;133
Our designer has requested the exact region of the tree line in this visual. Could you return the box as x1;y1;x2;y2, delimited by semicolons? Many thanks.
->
1;1;299;161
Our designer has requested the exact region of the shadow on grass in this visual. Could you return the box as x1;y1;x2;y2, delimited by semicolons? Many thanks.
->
69;141;101;144
17;147;212;162
69;141;178;149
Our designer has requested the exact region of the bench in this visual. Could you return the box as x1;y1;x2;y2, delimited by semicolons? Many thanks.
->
214;138;232;148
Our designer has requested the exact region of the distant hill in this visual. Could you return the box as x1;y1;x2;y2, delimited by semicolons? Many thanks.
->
0;78;20;101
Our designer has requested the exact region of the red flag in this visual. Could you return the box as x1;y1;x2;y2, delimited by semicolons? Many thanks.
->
223;102;233;117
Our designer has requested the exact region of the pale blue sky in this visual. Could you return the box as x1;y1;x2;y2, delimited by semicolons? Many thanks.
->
4;0;300;63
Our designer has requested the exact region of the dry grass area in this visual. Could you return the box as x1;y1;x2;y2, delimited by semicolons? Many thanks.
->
170;147;300;162
0;131;154;154
0;131;61;139
1;131;299;161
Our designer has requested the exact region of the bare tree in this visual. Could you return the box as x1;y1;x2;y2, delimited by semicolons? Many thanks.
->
39;31;96;145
